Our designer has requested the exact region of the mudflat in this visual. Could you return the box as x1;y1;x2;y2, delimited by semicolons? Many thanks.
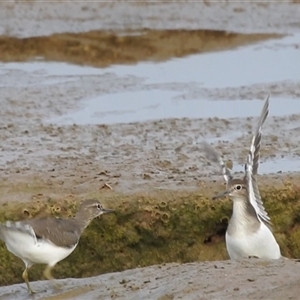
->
0;1;300;299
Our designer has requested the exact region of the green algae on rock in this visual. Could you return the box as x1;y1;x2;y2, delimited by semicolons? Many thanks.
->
0;183;299;286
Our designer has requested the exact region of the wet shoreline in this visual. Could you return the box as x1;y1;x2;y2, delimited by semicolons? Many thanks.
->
1;1;300;299
0;31;300;198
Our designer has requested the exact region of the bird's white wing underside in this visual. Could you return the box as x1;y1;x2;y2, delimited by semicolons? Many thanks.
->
0;221;38;244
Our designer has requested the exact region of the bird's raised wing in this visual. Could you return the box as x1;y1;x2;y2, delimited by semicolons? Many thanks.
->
249;95;269;176
201;141;233;185
245;96;271;224
245;153;271;224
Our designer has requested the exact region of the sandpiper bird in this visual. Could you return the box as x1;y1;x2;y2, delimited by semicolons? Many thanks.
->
0;199;114;294
202;96;281;260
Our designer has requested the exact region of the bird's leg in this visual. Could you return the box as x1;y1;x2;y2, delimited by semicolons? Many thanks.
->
22;266;36;294
43;265;62;290
43;265;54;281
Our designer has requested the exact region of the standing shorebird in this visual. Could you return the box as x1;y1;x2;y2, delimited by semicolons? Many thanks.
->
0;199;114;294
202;96;281;260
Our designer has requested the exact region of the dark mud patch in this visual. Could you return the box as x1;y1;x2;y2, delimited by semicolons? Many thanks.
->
0;30;281;67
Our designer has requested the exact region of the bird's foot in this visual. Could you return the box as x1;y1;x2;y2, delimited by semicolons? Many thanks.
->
22;268;38;295
48;280;64;291
43;266;63;291
28;287;37;295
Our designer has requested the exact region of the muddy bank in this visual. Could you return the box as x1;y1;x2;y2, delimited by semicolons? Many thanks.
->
1;115;300;200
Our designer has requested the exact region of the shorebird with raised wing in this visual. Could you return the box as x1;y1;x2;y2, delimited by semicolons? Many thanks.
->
202;96;281;260
0;199;114;294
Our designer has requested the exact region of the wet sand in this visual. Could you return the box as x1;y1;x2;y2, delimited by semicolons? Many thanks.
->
0;1;300;37
1;1;300;299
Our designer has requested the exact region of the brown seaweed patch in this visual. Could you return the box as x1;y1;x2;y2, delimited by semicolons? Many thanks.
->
0;30;282;67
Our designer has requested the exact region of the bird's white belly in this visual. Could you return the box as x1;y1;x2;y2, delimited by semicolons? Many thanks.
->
226;222;281;260
5;230;76;266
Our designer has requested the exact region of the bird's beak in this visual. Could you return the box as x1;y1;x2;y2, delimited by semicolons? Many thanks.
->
102;208;115;214
212;189;230;200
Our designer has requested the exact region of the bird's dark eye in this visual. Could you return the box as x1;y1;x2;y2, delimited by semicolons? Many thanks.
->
97;204;101;209
235;185;242;190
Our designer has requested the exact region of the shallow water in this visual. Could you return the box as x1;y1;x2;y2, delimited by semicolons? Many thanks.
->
219;157;300;175
109;34;300;88
1;34;299;126
0;33;299;177
259;158;300;174
43;33;298;124
50;96;300;125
